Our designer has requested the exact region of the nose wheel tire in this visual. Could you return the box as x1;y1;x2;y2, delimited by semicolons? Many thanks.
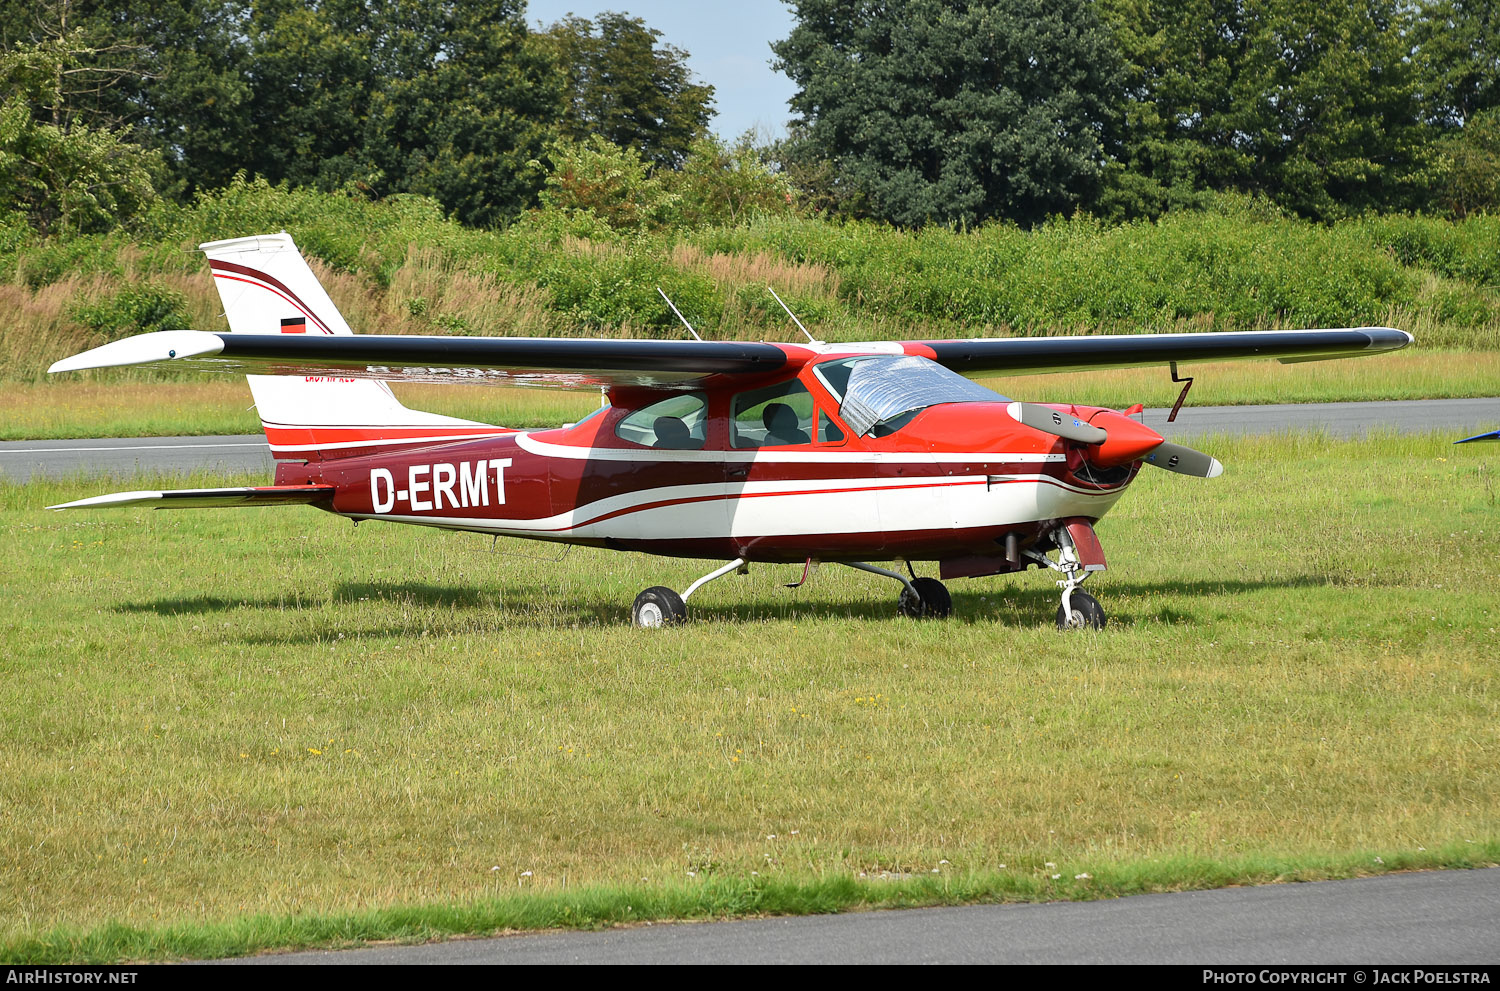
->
633;586;687;628
1056;590;1106;631
898;577;952;619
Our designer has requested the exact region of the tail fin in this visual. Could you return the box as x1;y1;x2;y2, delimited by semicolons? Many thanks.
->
201;233;504;460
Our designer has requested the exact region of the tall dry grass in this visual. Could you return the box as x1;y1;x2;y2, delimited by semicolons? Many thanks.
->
669;243;841;298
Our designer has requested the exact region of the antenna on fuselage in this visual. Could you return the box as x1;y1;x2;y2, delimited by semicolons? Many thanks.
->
657;287;702;341
767;286;821;346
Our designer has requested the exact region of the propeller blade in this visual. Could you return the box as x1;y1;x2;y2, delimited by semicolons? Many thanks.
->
1004;402;1107;445
1143;441;1224;478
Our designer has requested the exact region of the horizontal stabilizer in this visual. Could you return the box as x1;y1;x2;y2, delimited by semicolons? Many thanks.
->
49;485;334;511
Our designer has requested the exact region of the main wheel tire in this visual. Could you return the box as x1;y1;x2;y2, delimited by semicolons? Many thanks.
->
633;586;687;628
898;576;953;619
1056;590;1106;631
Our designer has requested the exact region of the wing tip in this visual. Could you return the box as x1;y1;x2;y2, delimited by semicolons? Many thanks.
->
48;491;162;511
48;331;224;375
1455;430;1500;445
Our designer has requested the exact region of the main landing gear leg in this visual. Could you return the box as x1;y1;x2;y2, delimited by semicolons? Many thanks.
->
841;562;952;619
632;558;747;628
1025;529;1106;631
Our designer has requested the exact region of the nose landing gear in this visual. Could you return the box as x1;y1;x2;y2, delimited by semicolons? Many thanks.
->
1025;521;1108;631
1056;589;1105;630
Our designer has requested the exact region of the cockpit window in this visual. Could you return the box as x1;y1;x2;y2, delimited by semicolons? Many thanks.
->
811;356;876;402
731;379;815;448
614;392;707;449
818;355;1008;437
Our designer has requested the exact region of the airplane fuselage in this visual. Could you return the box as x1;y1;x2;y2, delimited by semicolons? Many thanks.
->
273;400;1139;568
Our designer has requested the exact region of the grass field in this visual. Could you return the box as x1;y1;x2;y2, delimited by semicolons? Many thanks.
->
0;431;1496;961
5;349;1498;441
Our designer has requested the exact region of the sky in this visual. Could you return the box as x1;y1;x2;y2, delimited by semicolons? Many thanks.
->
524;0;800;141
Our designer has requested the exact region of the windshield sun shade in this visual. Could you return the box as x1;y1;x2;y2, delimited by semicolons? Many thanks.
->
838;356;1008;436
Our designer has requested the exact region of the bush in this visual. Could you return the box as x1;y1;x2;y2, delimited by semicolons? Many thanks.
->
71;282;190;337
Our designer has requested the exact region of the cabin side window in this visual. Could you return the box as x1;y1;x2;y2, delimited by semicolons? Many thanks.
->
818;410;845;444
613;393;708;450
731;379;816;448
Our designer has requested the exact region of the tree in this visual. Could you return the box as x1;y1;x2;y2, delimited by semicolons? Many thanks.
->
672;134;794;227
771;0;1125;227
538;11;714;171
242;0;377;191
1098;0;1435;220
1;0;254;198
1414;0;1500;128
364;0;561;226
0;34;160;234
535;135;676;232
241;0;559;225
1433;108;1500;216
3;1;561;223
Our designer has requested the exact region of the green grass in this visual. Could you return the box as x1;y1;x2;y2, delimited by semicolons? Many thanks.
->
7;348;1499;441
1;432;1496;961
10;844;1497;964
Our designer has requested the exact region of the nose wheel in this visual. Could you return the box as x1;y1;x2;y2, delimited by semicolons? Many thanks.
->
1056;589;1105;630
1024;523;1108;632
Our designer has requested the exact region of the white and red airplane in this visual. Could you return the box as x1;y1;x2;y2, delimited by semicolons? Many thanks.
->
49;233;1412;629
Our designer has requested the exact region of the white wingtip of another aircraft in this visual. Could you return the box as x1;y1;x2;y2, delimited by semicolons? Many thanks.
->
48;330;224;374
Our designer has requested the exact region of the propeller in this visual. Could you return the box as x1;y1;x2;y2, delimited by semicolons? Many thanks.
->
1004;402;1106;445
1142;441;1224;478
1004;401;1223;479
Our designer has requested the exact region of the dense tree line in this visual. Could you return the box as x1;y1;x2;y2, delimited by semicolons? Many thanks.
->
775;0;1500;225
3;0;1500;235
0;0;717;232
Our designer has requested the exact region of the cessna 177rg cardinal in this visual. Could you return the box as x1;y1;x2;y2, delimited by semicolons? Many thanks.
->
48;233;1412;629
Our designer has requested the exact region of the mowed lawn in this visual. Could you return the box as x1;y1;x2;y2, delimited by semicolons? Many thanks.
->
0;432;1496;960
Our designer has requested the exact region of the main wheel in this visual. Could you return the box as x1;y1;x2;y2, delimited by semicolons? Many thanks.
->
898;577;952;619
632;586;687;628
1056;590;1106;631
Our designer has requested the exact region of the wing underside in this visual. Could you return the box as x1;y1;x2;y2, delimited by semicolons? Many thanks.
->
913;328;1412;376
47;326;1411;389
48;331;793;390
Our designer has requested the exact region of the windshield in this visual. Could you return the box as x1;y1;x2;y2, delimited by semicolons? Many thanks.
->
821;355;1008;436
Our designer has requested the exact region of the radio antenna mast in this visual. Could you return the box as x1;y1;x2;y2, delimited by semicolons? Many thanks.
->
767;286;821;345
657;287;702;341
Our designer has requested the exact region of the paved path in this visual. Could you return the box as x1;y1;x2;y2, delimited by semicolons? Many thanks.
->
0;434;274;481
228;868;1500;965
4;398;1496;481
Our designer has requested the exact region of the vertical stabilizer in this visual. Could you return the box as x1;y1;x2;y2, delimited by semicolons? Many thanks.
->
200;233;503;460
